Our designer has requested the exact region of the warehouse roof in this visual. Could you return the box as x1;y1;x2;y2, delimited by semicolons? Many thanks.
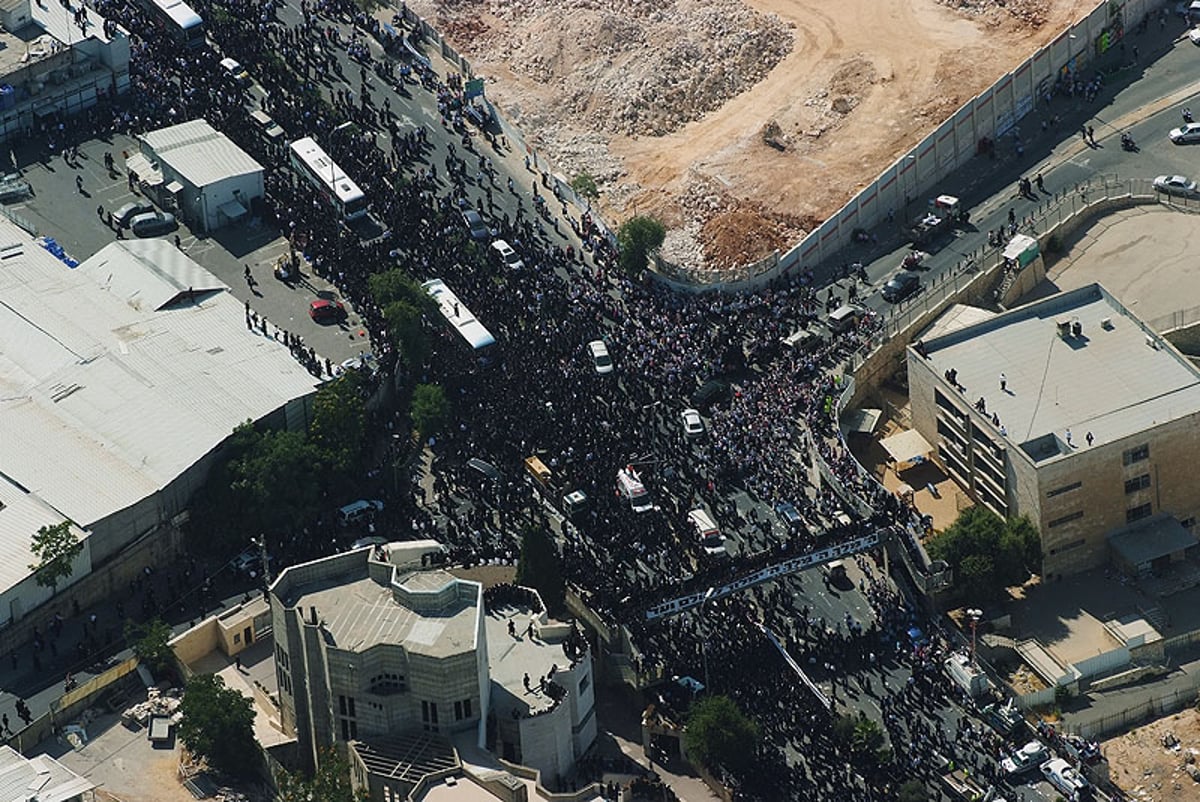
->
0;745;94;802
0;479;89;597
140;119;263;188
917;284;1200;463
0;222;318;530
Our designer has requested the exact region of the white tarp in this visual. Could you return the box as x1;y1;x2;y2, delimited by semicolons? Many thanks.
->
880;428;934;464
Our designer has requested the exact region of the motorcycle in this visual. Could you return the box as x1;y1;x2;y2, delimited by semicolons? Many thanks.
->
1120;133;1138;152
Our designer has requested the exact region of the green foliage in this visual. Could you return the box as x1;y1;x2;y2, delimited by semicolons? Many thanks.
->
515;525;566;615
897;779;928;802
368;269;434;313
178;674;259;778
832;712;888;766
310;372;367;475
683;695;759;773
227;427;327;535
383;300;430;368
409;383;450;440
570;172;599;200
617;215;666;274
926;507;1042;603
28;521;82;593
126;618;174;675
277;748;367;802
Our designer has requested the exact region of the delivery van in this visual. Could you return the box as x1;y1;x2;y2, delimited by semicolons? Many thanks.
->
616;466;653;513
688;508;726;556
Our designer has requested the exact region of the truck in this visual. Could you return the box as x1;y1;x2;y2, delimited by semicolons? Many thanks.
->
981;701;1024;737
944;651;991;698
907;195;968;247
936;753;1009;802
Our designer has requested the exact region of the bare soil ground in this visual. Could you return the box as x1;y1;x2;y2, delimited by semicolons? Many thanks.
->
1104;708;1200;802
412;0;1093;273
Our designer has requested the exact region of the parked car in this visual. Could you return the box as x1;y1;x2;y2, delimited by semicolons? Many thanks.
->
113;201;154;228
1000;740;1049;776
220;57;251;87
681;408;704;438
309;298;347;322
882;272;920;303
337;499;384;527
1190;26;1200;45
1153;174;1200;197
490;239;526;270
588;339;614;374
462;209;488;241
233;547;274;575
775;501;803;529
1169;122;1200;144
129;211;177;238
1040;757;1092;799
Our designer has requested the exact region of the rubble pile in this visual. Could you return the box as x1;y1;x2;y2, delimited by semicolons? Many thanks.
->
122;686;182;726
937;0;1052;28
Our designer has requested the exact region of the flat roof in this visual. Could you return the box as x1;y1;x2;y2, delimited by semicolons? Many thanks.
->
918;284;1200;462
1109;514;1200;568
140;119;263;188
278;555;480;658
485;603;576;717
0;225;318;529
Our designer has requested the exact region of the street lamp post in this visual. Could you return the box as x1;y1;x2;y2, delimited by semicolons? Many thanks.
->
967;608;983;666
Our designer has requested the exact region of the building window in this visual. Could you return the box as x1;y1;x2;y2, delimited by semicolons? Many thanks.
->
454;701;462;720
422;700;439;732
1049;538;1086;556
347;697;356;718
1122;444;1150;465
463;698;472;719
1126;503;1153;523
579;674;589;694
1048;511;1084;528
339;695;347;716
1124;474;1151;494
1046;481;1082;498
341;719;350;740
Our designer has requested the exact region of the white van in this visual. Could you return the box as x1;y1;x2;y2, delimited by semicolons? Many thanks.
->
337;499;384;527
616;466;653;513
827;304;861;334
490;239;526;270
688;508;726;556
249;109;285;144
1039;758;1090;799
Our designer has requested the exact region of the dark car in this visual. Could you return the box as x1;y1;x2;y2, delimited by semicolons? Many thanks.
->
309;298;347;323
129;211;177;238
113;201;154;228
882;272;920;303
462;209;488;241
690;379;731;411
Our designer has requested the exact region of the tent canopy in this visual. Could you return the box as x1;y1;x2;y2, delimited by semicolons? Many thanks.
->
880;428;934;464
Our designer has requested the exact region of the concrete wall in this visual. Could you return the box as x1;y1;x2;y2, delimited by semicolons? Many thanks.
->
516;700;574;790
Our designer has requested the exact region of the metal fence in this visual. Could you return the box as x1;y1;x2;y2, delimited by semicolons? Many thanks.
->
1147;303;1200;333
1066;674;1200;740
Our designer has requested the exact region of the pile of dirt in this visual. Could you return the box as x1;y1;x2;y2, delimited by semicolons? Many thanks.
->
935;0;1054;28
1104;709;1200;802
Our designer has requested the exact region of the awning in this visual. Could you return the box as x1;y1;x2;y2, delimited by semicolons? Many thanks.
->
165;180;184;194
841;407;882;435
217;199;248;221
125;152;163;186
880;428;934;464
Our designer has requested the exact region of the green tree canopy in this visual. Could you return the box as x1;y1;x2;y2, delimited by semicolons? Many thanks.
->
126;618;174;675
897;779;928;802
227;426;327;535
178;674;259;778
310;371;367;476
683;695;759;773
277;748;367;802
383;300;431;368
927;507;1042;603
832;712;889;766
368;269;434;313
410;383;450;440
617;215;666;275
515;525;566;615
28;520;82;593
570;172;599;200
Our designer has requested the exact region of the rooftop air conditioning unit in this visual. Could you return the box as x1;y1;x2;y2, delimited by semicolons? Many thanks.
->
1100;317;1113;330
1146;334;1159;350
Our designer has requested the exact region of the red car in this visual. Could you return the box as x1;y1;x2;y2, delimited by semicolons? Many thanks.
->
309;299;346;323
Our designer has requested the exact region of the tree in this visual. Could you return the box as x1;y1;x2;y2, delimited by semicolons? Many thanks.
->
28;520;82;594
277;748;367;802
617;215;666;274
177;674;259;778
368;269;434;313
832;712;889;766
383;300;430;368
310;371;367;476
126;618;174;675
227;427;327;536
926;507;1041;603
683;695;759;773
410;383;450;440
570;172;599;201
515;525;566;615
897;779;928;802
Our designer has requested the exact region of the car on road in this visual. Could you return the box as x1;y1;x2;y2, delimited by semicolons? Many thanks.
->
1169;121;1200;144
882;272;921;303
588;339;614;374
775;501;803;529
337;499;384;527
220;57;251;87
491;239;526;270
233;547;274;576
113;201;154;228
1000;740;1049;776
1040;757;1092;799
690;378;731;411
462;209;488;241
1153;174;1200;197
309;298;347;323
129;211;178;238
681;408;704;438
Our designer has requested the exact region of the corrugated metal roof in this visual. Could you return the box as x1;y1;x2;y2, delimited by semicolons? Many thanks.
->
0;219;318;531
0;480;89;596
0;746;95;802
139;119;263;188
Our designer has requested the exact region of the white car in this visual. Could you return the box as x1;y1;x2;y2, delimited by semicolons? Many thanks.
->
1169;122;1200;144
588;339;613;374
1153;174;1199;197
1190;27;1200;45
1040;757;1090;798
681;408;704;437
490;239;526;270
1000;740;1049;776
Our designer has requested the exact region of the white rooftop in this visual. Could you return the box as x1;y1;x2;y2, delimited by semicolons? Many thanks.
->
919;284;1200;464
0;223;318;530
0;478;88;596
140;119;263;188
0;745;94;802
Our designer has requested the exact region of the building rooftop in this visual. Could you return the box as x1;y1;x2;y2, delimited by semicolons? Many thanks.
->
0;479;87;597
140;119;263;188
0;0;117;76
0;225;318;530
277;554;480;659
485;601;577;717
353;732;459;792
0;744;94;802
917;284;1200;463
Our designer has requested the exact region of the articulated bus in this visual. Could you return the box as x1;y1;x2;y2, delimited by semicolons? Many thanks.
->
138;0;205;49
421;278;499;367
288;136;368;221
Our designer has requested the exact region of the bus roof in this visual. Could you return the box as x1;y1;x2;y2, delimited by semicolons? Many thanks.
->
421;279;496;350
289;136;364;206
151;0;203;29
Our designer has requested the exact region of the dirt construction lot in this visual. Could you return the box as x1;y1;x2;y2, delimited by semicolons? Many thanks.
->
1104;707;1200;802
413;0;1093;272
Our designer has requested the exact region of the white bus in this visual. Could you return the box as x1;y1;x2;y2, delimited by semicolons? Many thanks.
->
421;279;499;366
138;0;205;49
288;136;368;221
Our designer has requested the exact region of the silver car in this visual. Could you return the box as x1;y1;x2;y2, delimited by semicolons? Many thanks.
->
1169;122;1200;144
129;211;178;238
1153;174;1199;197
